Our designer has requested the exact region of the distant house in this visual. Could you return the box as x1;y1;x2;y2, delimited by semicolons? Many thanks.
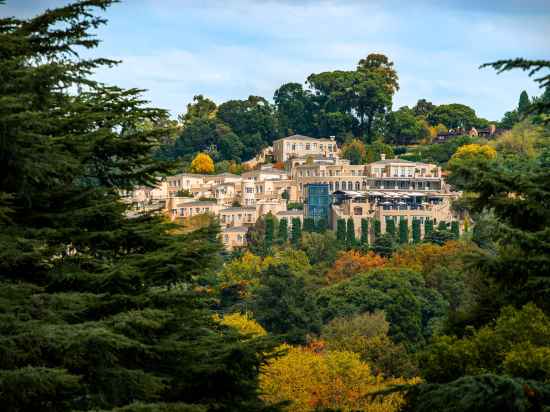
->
272;134;338;162
435;124;505;143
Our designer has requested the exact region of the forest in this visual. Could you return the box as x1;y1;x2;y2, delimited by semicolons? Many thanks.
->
1;1;550;411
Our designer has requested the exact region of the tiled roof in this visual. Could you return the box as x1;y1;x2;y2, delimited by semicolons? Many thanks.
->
273;134;334;143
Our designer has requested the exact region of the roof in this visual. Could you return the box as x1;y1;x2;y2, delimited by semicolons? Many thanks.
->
220;207;256;212
276;210;303;216
273;134;335;143
169;173;207;179
369;158;415;165
222;226;250;233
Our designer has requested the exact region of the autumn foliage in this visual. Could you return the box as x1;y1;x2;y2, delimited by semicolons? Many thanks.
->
326;250;387;284
260;343;417;412
190;152;215;173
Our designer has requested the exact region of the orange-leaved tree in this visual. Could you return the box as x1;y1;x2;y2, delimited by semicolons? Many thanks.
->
260;343;417;412
190;152;215;174
326;250;387;284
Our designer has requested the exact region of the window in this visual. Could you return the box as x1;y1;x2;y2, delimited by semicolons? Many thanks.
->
292;144;296;151
320;144;324;150
179;208;185;216
348;181;353;190
354;207;363;215
306;143;311;150
355;181;360;190
335;181;340;190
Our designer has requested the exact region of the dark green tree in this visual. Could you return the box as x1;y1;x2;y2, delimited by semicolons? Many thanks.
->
385;106;427;145
253;264;321;345
291;217;302;246
412;219;421;243
373;219;382;239
336;219;347;244
386;219;396;236
346;218;356;248
303;217;315;232
371;233;397;258
451;221;460;239
360;218;369;247
427;103;479;129
0;2;276;411
277;218;288;244
518;90;530;117
273;82;316;136
399;219;409;244
424;219;434;237
315;217;328;233
264;213;275;249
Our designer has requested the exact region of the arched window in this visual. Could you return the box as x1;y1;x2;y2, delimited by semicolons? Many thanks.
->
348;181;353;190
335;181;340;190
355;181;360;190
362;181;367;189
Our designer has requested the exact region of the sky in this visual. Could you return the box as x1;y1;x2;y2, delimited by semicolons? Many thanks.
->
3;0;550;121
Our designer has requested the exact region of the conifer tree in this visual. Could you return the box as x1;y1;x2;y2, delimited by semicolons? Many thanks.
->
360;218;369;247
399;219;409;244
451;220;460;239
346;218;356;248
412;218;421;243
277;217;288;243
386;219;396;236
373;219;381;239
0;3;276;410
265;214;275;249
424;219;434;237
315;217;328;233
336;219;347;244
291;217;302;246
303;217;315;232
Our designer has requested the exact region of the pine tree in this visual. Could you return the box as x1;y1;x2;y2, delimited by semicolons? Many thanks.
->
336;219;347;244
291;217;302;246
518;90;530;117
303;217;315;232
386;219;396;236
412;219;421;243
277;217;288;243
346;218;356;248
399;219;409;244
0;3;276;410
360;218;369;247
437;220;448;231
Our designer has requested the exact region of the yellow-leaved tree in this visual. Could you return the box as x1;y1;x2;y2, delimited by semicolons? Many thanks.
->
190;152;215;174
450;143;496;162
260;343;418;412
215;312;267;338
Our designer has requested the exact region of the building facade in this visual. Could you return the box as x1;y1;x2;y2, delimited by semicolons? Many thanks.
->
272;134;338;162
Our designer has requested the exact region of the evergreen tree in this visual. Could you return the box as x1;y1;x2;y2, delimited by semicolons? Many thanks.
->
399;219;409;244
412;219;421;243
291;217;302;246
424;219;434;237
346;218;356;248
437;220;449;231
315;217;328;233
386;219;396;236
336;219;347;244
264;213;275;249
277;218;288;244
518;90;530;117
360;218;369;247
451;221;460;239
371;233;397;258
373;219;381;239
0;3;275;411
303;217;315;232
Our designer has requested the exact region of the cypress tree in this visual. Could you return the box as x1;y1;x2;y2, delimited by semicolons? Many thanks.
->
437;220;449;231
291;217;302;246
0;3;275;410
265;214;275;249
425;219;434;237
386;218;396;236
412;218;421;243
303;217;315;232
518;90;530;116
373;219;381;239
399;218;409;244
336;218;347;244
277;217;288;243
346;218;356;248
316;217;328;233
451;220;460;239
360;218;369;246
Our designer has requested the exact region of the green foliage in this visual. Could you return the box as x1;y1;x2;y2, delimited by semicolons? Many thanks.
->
315;217;328;233
346;218;356;248
265;214;275;249
399;219;409;244
303;217;315;233
427;103;480;129
371;233;396;258
252;264;321;345
0;3;276;410
291;218;302;246
299;231;340;267
316;268;448;346
386;219;396;236
424;219;434;237
398;374;550;412
360;218;369;247
373;219;381;238
336;219;347;244
287;202;304;210
277;218;288;244
451;221;460;238
412;219;421;243
385;106;428;145
423;229;456;246
404;135;479;166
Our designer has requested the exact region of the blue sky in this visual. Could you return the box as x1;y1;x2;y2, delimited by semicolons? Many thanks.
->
4;0;550;121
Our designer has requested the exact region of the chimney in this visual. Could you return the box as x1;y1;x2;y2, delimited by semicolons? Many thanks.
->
380;153;386;161
330;135;336;141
